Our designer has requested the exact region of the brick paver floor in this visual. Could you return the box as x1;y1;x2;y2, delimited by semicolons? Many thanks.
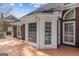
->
0;36;79;56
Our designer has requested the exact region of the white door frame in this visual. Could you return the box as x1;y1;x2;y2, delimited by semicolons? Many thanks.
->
43;20;53;48
63;21;75;46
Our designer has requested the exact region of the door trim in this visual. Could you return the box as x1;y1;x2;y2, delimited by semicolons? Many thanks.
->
63;21;75;46
57;20;61;46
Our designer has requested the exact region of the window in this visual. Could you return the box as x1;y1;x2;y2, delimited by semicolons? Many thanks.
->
45;22;51;44
63;9;75;20
28;23;37;43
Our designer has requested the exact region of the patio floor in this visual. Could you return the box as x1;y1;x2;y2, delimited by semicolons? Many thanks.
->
0;36;79;56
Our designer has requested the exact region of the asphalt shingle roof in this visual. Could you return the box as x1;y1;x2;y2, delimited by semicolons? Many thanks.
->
3;15;19;21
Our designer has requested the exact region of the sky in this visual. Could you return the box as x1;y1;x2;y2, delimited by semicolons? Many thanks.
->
0;3;45;18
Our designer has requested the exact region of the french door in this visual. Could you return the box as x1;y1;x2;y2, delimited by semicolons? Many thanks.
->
63;21;75;46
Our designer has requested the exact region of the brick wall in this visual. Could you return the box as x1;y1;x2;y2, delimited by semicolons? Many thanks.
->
75;7;79;47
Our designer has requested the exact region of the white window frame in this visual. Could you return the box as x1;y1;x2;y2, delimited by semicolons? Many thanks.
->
28;23;37;43
63;8;76;20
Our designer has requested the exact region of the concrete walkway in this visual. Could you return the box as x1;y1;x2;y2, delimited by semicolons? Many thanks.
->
0;36;79;56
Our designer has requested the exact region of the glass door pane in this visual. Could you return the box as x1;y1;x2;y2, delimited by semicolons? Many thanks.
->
64;23;69;42
68;23;74;43
63;21;75;45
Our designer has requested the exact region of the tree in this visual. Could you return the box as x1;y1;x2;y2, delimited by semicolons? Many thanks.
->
0;3;13;18
0;3;13;32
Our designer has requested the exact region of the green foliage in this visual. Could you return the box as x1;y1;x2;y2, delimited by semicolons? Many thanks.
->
3;26;8;32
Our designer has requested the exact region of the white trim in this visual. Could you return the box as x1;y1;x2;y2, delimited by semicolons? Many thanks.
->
63;8;75;20
25;21;40;49
63;21;75;46
64;3;79;10
39;17;58;49
10;22;22;26
58;20;61;45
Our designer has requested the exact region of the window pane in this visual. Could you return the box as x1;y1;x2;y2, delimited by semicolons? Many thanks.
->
64;23;68;33
28;23;37;43
64;35;68;42
69;36;74;42
64;10;74;20
45;22;51;44
64;22;75;43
